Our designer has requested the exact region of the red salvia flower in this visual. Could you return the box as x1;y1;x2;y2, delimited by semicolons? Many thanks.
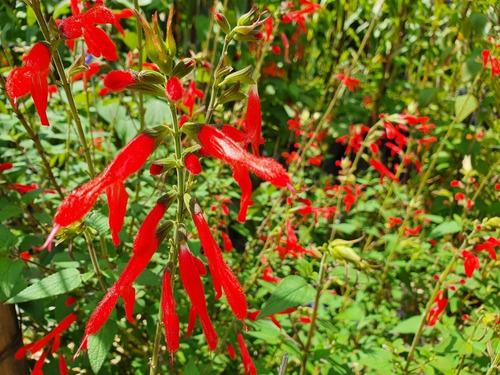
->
227;343;236;360
192;208;248;320
461;250;480;278
34;133;156;251
179;242;219;351
161;271;180;362
0;162;13;171
198;125;291;222
182;81;204;116
103;70;137;92
282;0;321;33
105;181;129;246
166;77;185;102
388;217;402;228
237;333;257;375
427;290;448;326
243;85;266;156
404;225;422;237
113;8;134;36
59;4;118;60
185;153;202;175
370;159;400;183
337;74;360;92
6;42;51;125
221;231;233;253
275;219;317;259
262;267;282;283
264;17;273;42
76;199;168;357
476;237;500;260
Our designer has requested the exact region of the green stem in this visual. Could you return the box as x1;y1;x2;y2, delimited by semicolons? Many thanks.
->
403;227;478;373
84;232;107;292
133;0;146;132
486;343;500;375
299;253;328;375
205;36;231;124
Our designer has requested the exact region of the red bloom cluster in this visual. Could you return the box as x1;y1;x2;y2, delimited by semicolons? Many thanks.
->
337;74;360;92
282;0;322;33
481;37;500;77
6;42;51;126
461;250;480;278
476;237;500;260
275;219;317;260
336;124;370;154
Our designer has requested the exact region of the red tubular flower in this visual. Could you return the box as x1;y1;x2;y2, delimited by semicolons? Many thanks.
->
476;237;500;260
105;182;129;246
243;86;265;156
103;70;137;92
185;154;202;175
370;159;400;183
388;217;402;228
113;8;134;35
404;225;422;237
221;231;233;253
198;125;291;221
237;333;257;375
179;242;218;351
77;200;168;357
34;133;156;251
280;32;290;63
121;284;136;323
461;250;480;278
262;267;282;283
59;5;118;61
192;209;248;320
337;74;360;92
6;42;51;126
427;290;448;326
166;77;185;102
265;17;273;42
16;312;76;373
161;271;180;361
276;219;317;260
0;162;13;171
227;343;236;360
182;81;204;116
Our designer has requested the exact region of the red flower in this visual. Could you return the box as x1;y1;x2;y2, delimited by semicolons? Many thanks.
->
227;343;236;359
404;225;422;237
182;81;204;116
162;271;180;362
221;232;233;253
476;237;500;260
105;181;129;246
59;4;118;60
184;153;202;175
179;242;218;351
6;42;51;126
276;219;317;260
282;1;321;33
113;8;134;36
243;86;266;156
166;77;184;102
237;333;257;375
461;250;480;278
262;267;282;283
0;162;13;171
388;217;402;228
427;290;448;326
103;70;137;92
337;74;360;92
370;159;400;183
192;209;248;320
198;125;291;222
34;132;157;251
76;199;168;357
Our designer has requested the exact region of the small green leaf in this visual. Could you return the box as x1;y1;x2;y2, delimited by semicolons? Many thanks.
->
390;315;421;334
454;94;479;124
88;320;117;374
7;269;82;304
258;276;315;318
0;227;18;251
429;221;461;238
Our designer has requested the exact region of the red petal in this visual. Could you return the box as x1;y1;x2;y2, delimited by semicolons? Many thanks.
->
83;25;118;61
6;68;31;100
233;165;253;223
30;72;50;126
103;70;137;92
161;271;180;356
121;284;136;323
105;181;129;246
243;85;265;155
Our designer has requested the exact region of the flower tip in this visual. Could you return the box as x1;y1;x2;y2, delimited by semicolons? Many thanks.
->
74;334;88;361
32;224;61;252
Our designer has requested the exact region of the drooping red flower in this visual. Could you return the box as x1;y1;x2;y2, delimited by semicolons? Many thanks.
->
182;81;204;116
6;42;51;126
427;290;448;326
161;271;180;362
237;333;257;375
33;132;157;251
76;199;168;357
198;125;291;222
461;250;480;278
179;242;218;351
192;208;248;320
59;4;118;60
227;343;236;360
243;86;266;156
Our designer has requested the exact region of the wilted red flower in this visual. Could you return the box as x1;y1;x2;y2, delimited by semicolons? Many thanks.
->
237;333;257;375
427;290;448;326
58;4;118;60
182;81;204;116
461;250;480;278
6;42;51;126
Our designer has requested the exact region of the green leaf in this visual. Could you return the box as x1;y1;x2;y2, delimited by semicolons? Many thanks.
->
0;204;22;221
0;227;18;251
258;276;315;318
390;315;421;334
88;320;117;374
7;269;82;304
144;99;172;127
429;221;461;238
454;94;479;124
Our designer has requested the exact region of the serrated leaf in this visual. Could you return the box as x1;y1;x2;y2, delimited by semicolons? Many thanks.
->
258;276;315;318
429;221;461;238
88;320;117;374
455;94;479;124
7;269;82;303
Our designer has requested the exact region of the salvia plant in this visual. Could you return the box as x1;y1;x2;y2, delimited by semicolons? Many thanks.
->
0;0;499;374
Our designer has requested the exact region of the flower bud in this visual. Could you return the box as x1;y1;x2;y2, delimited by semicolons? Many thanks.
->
215;13;231;34
166;77;184;102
